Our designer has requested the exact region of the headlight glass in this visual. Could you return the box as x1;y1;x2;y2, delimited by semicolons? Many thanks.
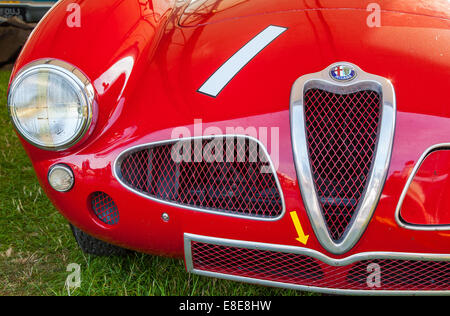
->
8;60;94;150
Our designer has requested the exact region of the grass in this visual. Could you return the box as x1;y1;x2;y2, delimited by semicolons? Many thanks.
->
0;70;311;296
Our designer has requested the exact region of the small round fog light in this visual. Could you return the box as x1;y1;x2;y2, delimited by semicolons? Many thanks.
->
48;164;74;192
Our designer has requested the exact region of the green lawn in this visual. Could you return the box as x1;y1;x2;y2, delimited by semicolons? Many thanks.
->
0;70;310;296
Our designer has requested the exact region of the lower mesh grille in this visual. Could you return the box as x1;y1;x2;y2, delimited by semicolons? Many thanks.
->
117;136;283;218
189;240;450;292
347;260;450;290
191;242;323;284
90;192;119;225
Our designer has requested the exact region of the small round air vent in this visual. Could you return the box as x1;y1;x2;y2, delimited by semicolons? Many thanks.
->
90;192;119;225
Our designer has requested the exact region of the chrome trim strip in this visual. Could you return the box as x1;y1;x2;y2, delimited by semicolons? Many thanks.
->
198;25;287;97
290;62;396;255
184;233;450;296
395;143;450;231
113;134;286;221
8;59;95;151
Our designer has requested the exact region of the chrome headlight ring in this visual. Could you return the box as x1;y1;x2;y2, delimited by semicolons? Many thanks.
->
7;59;95;151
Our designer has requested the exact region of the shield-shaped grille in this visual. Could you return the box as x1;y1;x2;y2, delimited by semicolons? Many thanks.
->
304;88;381;240
290;63;395;254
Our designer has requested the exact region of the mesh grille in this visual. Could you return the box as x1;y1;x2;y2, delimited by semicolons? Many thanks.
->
304;88;381;240
190;241;450;292
91;192;119;225
118;136;283;218
348;260;450;290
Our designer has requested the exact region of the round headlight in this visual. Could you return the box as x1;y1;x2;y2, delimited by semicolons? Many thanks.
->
8;60;94;150
48;164;74;192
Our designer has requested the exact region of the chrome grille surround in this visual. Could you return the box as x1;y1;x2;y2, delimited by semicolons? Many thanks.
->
184;234;450;295
113;135;285;220
290;62;396;254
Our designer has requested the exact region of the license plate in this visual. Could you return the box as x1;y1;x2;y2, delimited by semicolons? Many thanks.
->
0;6;26;20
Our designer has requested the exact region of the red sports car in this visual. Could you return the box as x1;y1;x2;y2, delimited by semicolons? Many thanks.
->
6;0;450;295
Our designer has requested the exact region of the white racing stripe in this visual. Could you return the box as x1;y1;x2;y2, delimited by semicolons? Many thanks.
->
198;25;287;97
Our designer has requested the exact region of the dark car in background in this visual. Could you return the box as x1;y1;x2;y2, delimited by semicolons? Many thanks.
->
0;0;57;23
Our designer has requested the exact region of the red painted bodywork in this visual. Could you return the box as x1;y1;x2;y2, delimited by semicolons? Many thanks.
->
400;150;450;226
9;0;450;263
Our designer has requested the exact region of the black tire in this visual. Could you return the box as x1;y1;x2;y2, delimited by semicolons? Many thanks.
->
70;224;131;256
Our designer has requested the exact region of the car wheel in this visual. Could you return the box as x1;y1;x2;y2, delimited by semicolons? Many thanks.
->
70;224;130;256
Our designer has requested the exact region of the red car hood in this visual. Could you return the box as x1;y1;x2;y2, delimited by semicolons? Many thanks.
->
11;0;450;154
180;0;450;26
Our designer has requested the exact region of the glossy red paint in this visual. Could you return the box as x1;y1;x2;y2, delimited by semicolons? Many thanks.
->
400;149;450;226
179;0;450;27
8;0;450;271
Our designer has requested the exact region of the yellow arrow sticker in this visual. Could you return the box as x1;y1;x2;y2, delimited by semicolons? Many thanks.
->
290;211;309;245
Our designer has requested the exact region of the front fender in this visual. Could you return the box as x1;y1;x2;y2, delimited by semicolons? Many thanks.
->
11;0;179;154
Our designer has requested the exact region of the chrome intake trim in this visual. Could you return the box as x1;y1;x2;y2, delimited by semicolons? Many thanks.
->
395;143;450;231
290;62;396;254
113;134;286;221
184;233;450;296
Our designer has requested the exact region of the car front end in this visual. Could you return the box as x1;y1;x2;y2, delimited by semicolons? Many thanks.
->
6;0;450;295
